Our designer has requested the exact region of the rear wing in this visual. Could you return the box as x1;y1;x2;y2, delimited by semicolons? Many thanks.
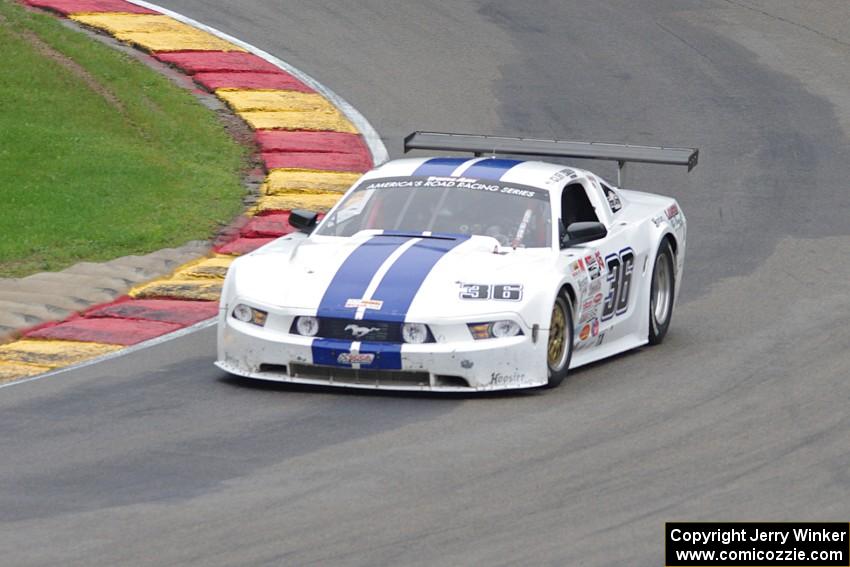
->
403;131;698;186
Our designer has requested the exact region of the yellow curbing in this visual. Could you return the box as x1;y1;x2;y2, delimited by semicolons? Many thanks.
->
0;340;122;368
252;193;343;214
216;90;340;113
0;361;52;383
237;110;357;133
129;278;223;301
171;255;234;279
70;13;187;33
264;169;362;195
113;30;245;52
70;13;244;52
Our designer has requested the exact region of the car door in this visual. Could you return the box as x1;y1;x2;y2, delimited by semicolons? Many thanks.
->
558;177;644;351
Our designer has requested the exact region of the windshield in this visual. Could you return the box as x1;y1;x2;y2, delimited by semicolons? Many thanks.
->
315;176;552;247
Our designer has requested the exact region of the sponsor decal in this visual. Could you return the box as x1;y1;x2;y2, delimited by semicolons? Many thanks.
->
652;214;665;227
603;184;622;213
585;253;602;280
344;298;383;311
665;203;680;219
578;277;589;294
579;307;598;324
588;278;602;295
579;324;591;341
592;318;599;337
595;332;605;346
337;352;375;365
570;259;586;277
344;324;381;338
491;371;526;386
666;204;684;228
362;176;546;200
459;283;523;301
582;298;594;311
593;292;604;304
313;338;401;369
545;167;575;185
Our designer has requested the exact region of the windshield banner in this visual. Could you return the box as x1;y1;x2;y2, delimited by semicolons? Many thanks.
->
358;176;548;201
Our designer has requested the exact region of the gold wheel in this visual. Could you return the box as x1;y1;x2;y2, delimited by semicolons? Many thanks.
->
548;298;568;370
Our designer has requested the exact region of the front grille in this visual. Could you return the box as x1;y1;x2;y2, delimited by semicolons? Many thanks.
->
289;363;430;387
319;318;402;342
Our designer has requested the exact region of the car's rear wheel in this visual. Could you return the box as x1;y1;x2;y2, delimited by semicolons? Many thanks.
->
546;293;573;387
648;240;676;345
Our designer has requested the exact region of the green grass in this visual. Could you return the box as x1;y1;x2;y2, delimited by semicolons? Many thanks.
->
0;0;247;277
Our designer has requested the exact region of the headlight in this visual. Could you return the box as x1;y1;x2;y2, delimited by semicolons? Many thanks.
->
401;323;428;344
231;304;267;326
491;320;521;338
233;304;252;322
467;320;523;340
293;316;319;337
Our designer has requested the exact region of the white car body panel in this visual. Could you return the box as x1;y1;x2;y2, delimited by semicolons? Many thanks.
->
216;156;687;391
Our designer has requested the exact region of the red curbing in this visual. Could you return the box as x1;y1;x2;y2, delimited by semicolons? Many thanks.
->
24;0;156;15
262;152;371;172
256;130;370;155
239;212;296;238
84;297;219;325
25;317;183;346
213;237;276;256
154;51;286;74
193;71;313;92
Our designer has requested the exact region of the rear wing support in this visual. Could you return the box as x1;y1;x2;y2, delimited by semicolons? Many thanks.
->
403;131;698;187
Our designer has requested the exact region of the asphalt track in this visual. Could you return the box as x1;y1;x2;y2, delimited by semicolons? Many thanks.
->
3;1;850;565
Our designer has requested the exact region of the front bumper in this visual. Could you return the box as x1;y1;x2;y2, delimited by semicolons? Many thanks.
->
216;312;549;392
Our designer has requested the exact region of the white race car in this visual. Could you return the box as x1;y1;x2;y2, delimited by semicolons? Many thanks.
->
216;132;698;391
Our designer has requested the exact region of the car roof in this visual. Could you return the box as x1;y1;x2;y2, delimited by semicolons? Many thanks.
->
365;157;599;193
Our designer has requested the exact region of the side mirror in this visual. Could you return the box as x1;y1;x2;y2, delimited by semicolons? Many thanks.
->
289;209;319;232
562;221;607;248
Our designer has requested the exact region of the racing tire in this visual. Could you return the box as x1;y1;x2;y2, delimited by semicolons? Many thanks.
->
546;292;574;388
648;240;676;345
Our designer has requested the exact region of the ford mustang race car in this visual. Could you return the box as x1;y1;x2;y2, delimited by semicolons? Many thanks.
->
216;132;698;391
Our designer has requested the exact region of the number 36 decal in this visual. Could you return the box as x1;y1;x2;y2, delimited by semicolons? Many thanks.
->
459;284;523;301
601;248;635;321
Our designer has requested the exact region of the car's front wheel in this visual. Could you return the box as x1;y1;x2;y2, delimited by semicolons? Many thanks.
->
546;293;574;387
648;240;676;345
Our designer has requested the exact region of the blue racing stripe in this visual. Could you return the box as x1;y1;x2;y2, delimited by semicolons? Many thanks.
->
370;236;470;323
316;235;412;319
411;157;469;177
359;342;402;369
311;339;402;370
457;158;524;180
311;338;353;367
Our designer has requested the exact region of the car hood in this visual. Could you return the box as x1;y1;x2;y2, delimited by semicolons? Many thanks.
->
230;233;555;322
